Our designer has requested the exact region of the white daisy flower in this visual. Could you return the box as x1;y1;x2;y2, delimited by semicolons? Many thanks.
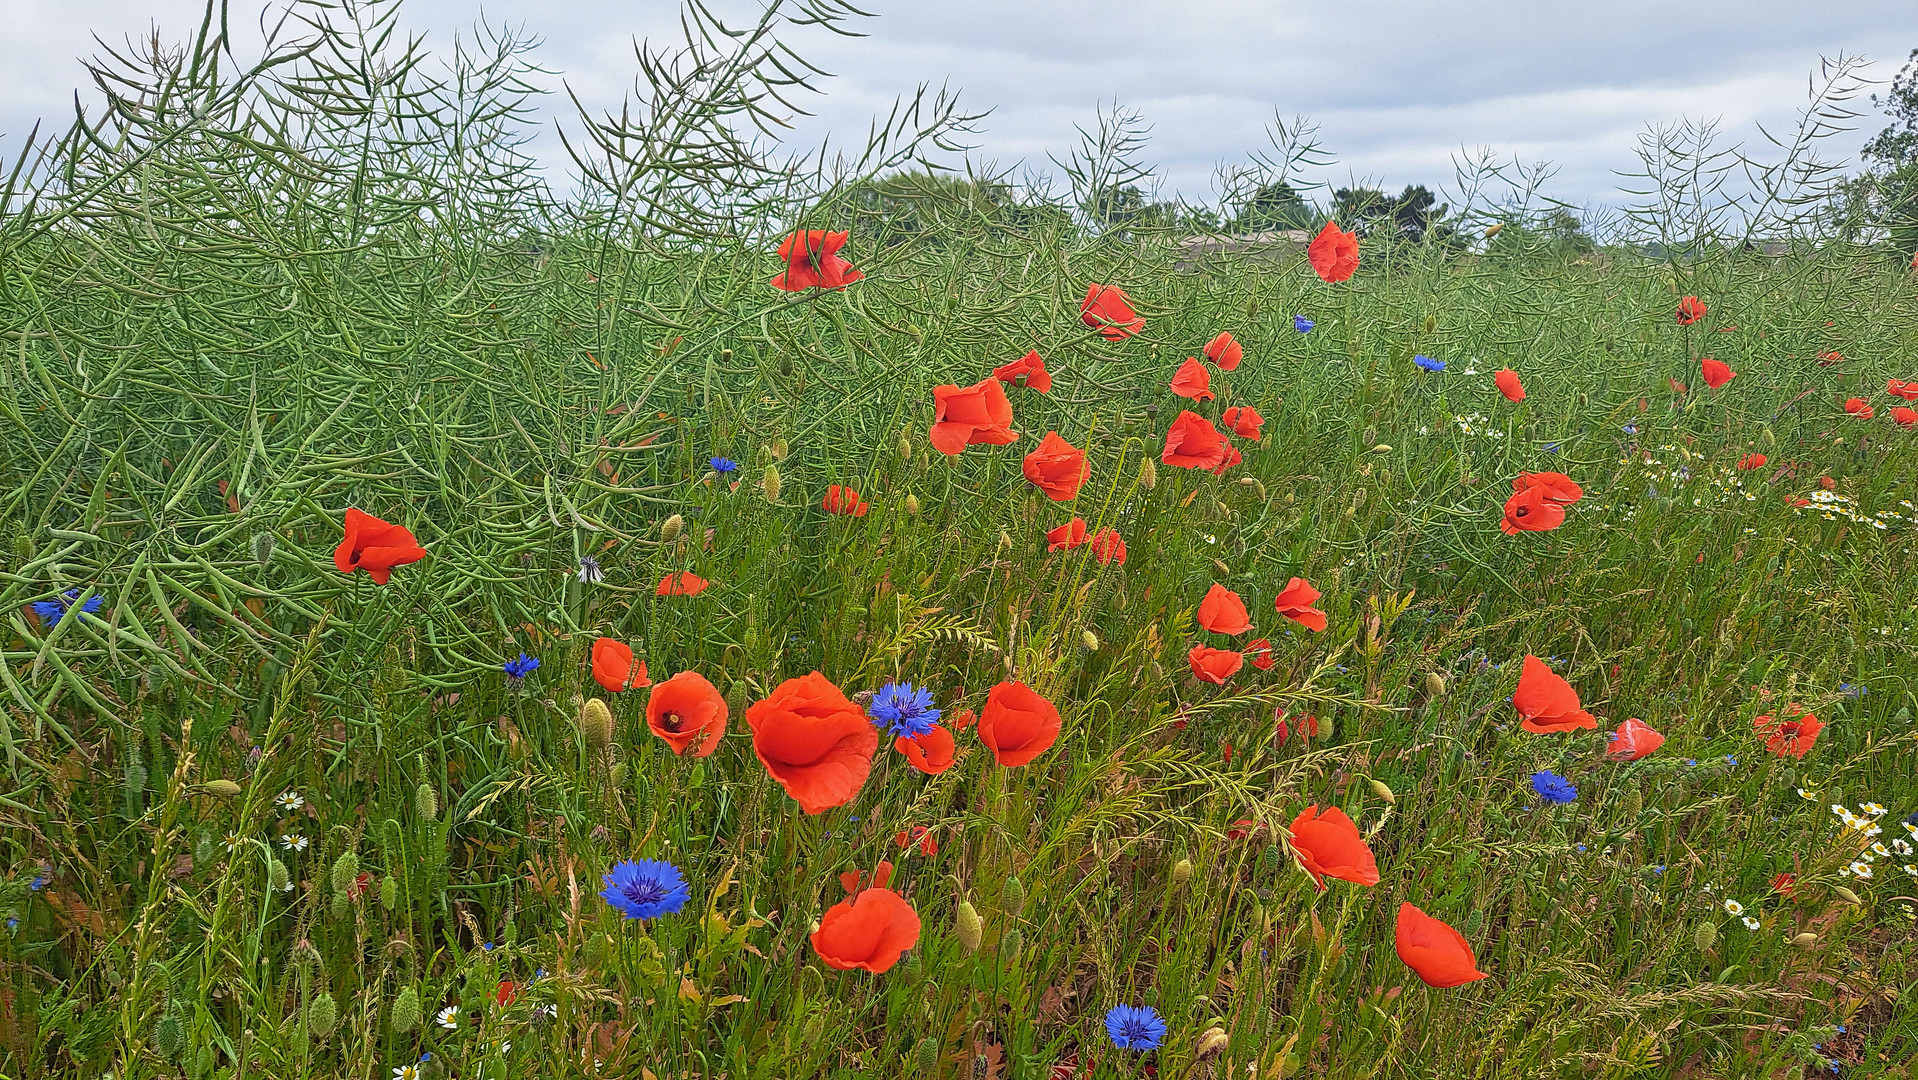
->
1861;802;1887;816
1741;916;1760;930
1903;864;1917;877
436;1005;460;1030
1797;788;1818;800
275;790;304;813
394;1068;418;1080
280;834;308;852
1722;899;1744;916
1894;839;1913;855
1849;861;1873;879
1864;823;1883;837
1872;843;1891;858
221;832;244;854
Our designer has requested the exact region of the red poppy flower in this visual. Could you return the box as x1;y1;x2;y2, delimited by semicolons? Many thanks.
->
1889;378;1918;401
1226;819;1263;841
895;724;956;775
1818;350;1844;365
333;508;427;584
839;860;892;896
948;707;976;731
1675;296;1707;325
977;680;1063;767
1753;705;1821;758
1844;397;1874;419
1700;358;1735;389
1287;806;1380;890
1274;710;1319;745
1196;583;1252;635
1493;369;1525;402
1245;638;1274;670
1511;655;1596;733
812;885;920;973
1272;577;1328;632
1203;331;1244;371
656;572;710;596
1771;872;1796;897
1209;439;1243;476
1023;431;1090;501
772;230;863;291
1606;717;1664;761
746;672;877;814
1513;471;1583;505
930;378;1019;456
1046;517;1089;552
1089;527;1127;565
1893;406;1918;429
1080;283;1144;340
993;349;1052;393
824;484;870;516
1162;410;1230;470
592;637;649;693
894;825;938;856
646;670;728;757
496;980;518;1006
1501;486;1565;535
1395;903;1488;988
1307;221;1360;283
1221;405;1263;440
1187;644;1243;685
1169;357;1215;402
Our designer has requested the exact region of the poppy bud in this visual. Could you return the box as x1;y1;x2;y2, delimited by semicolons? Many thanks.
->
1082;629;1100;651
1424;671;1446;698
913;1037;940;1074
1833;886;1862;905
898;436;913;460
1139;458;1157;490
1352;488;1367;511
252;532;276;566
154;1008;185;1059
660;514;685;543
903;953;922;980
416;781;438;821
904;494;920;516
1211;559;1231;579
998;529;1012;550
1197;1026;1229;1057
1793;932;1818;947
955;900;983;953
1001;928;1023;960
306;991;339;1040
390;986;421;1032
1370;778;1396;804
579;698;615;751
725;680;750;714
771;438;789;459
330;890;351;921
1172;857;1194;885
1371;443;1392;453
1318;715;1336;739
762;465;781;503
609;761;626;787
268;858;291;893
1622;789;1642;819
1363;425;1377;445
381;875;399;911
1484;223;1503;239
1002;876;1026;920
1693;922;1717;951
1423;314;1437;335
1779;766;1795;787
1759;426;1774;447
331;851;359;895
204;778;242;798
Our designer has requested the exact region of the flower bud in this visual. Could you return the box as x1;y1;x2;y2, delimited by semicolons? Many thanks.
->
1196;1026;1229;1057
1833;886;1862;905
660;514;685;543
1171;857;1194;885
381;875;399;911
416;782;438;821
762;464;782;504
1318;715;1336;739
579;698;615;752
203;779;242;798
252;532;276;566
898;437;913;461
1371;444;1392;453
1693;922;1717;951
770;438;789;460
390;986;421;1032
268;859;291;893
306;991;339;1040
154;1008;185;1059
1424;671;1446;698
914;1037;940;1074
1370;778;1396;804
904;494;920;516
1210;558;1231;579
1002;877;1026;920
1139;459;1157;491
331;851;360;895
955;901;983;953
1081;630;1100;651
1001;929;1023;960
1792;932;1818;947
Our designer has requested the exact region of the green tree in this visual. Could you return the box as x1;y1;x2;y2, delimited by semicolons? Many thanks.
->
1861;48;1918;258
1230;180;1314;233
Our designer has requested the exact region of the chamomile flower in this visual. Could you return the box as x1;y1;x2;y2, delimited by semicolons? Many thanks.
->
1893;838;1912;855
1741;916;1760;930
221;831;244;854
394;1068;419;1080
1849;861;1873;879
1798;788;1818;800
1861;802;1887;817
436;1005;460;1031
280;834;308;852
275;790;304;813
1722;899;1745;916
1902;864;1917;877
1872;842;1891;858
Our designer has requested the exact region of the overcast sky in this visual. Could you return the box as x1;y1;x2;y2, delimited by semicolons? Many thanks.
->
2;0;1915;212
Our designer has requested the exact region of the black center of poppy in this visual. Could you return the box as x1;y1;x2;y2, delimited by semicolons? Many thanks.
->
661;711;683;732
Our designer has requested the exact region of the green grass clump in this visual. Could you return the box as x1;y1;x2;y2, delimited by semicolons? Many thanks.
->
1;2;1916;1077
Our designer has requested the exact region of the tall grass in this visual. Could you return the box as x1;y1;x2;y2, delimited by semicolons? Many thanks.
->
1;2;1915;1077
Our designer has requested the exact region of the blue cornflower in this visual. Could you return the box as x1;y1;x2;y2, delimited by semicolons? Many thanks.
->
867;682;940;739
1530;770;1578;804
503;653;540;682
709;457;739;474
600;859;690;921
1413;355;1445;373
1104;1004;1166;1051
1723;755;1738;766
480;941;495;951
28;872;46;892
1685;758;1697;766
31;589;103;628
1542;442;1561;453
1622;422;1639;435
5;917;17;932
1293;315;1314;333
1839;683;1865;698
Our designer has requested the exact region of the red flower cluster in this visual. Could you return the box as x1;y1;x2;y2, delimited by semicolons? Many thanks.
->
1502;471;1582;535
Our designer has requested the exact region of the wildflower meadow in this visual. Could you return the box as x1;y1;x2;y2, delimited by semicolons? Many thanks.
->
2;2;1916;1077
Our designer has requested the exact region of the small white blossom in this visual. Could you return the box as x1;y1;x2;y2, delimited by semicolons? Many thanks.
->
1741;916;1760;930
280;834;308;852
1849;861;1873;879
436;1005;460;1031
394;1068;419;1080
1722;899;1745;916
221;832;244;854
275;790;304;813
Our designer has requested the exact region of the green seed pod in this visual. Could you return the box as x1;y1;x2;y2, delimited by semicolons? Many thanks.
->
726;681;751;715
203;779;242;798
1210;558;1231;579
416;782;438;821
762;464;781;503
1317;715;1336;740
771;438;789;460
1000;928;1023;961
1621;789;1643;820
390;986;422;1033
1081;629;1100;651
122;755;147;821
1002;877;1026;920
305;992;338;1040
898;436;913;461
330;851;360;895
252;532;276;567
659;514;685;543
608;761;627;788
1370;779;1396;805
913;1036;940;1074
1792;932;1818;947
1760;426;1775;447
330;890;352;921
579;698;615;752
1424;672;1447;698
904;494;920;516
268;859;291;893
1694;922;1717;951
1371;443;1392;454
954;901;983;953
1833;886;1862;905
1139;458;1157;491
154;1007;185;1059
1171;858;1194;885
